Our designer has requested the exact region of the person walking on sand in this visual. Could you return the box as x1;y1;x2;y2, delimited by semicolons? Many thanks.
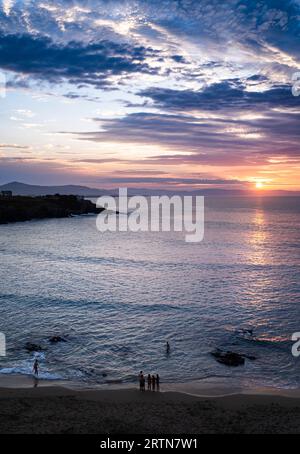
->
151;374;156;391
147;373;151;390
33;358;39;376
156;373;160;391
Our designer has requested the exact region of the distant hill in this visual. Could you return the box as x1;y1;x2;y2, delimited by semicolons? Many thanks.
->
0;182;106;196
0;181;299;197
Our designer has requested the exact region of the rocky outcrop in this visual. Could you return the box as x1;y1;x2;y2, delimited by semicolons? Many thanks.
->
25;342;44;352
48;336;67;344
0;195;104;224
211;349;256;366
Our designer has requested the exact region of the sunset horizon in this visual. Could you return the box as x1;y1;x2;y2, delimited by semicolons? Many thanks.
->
0;0;299;192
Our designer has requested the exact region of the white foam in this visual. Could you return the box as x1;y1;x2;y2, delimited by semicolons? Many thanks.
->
0;359;61;380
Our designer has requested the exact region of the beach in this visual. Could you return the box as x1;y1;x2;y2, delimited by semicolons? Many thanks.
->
0;377;300;434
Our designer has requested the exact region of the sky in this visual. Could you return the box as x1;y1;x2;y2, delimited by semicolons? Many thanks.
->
0;0;299;191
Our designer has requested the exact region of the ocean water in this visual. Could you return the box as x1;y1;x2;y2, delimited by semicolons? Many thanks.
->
0;196;299;389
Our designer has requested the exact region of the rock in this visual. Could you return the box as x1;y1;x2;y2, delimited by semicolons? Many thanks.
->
236;328;254;339
243;354;257;361
211;349;245;366
102;372;107;377
25;342;44;352
48;336;66;344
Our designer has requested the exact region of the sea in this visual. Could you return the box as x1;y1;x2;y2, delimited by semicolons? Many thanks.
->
0;196;299;390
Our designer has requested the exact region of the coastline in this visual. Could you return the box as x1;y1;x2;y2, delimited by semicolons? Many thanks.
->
1;373;300;397
1;375;300;434
0;194;104;224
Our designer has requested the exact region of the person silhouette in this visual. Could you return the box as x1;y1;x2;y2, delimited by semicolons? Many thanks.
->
151;374;156;391
156;373;160;391
166;341;170;354
139;371;144;391
141;374;145;391
33;359;39;376
147;374;151;390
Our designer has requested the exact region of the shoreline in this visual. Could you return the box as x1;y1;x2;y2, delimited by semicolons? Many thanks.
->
0;382;300;433
0;194;104;224
1;373;300;399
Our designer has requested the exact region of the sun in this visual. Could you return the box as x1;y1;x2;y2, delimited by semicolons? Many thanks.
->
255;181;264;189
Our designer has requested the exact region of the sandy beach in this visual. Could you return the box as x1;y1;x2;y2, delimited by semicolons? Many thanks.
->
0;377;300;434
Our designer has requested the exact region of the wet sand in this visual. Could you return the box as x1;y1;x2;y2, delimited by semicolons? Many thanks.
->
0;377;300;433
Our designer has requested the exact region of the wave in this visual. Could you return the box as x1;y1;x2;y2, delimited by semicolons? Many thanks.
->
0;366;62;380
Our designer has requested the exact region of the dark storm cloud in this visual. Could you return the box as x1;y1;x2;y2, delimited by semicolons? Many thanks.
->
0;33;158;87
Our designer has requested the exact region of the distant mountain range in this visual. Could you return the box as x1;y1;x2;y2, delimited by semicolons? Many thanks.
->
0;182;106;196
0;181;299;197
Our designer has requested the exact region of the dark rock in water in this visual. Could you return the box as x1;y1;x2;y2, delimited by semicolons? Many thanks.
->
48;336;66;344
243;354;257;361
211;349;245;366
25;342;44;352
236;328;254;339
102;373;107;377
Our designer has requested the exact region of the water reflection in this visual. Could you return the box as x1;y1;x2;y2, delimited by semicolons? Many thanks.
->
248;208;268;266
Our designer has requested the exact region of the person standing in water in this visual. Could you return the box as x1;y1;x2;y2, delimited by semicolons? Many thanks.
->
33;358;39;376
166;341;170;354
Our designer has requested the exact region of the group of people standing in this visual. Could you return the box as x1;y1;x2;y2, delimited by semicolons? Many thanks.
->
138;371;160;391
138;342;170;392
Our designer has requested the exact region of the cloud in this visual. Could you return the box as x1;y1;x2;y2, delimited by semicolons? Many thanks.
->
73;157;128;164
0;143;29;149
0;32;158;88
68;103;300;167
0;156;81;185
138;82;299;111
0;155;246;188
89;176;244;186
